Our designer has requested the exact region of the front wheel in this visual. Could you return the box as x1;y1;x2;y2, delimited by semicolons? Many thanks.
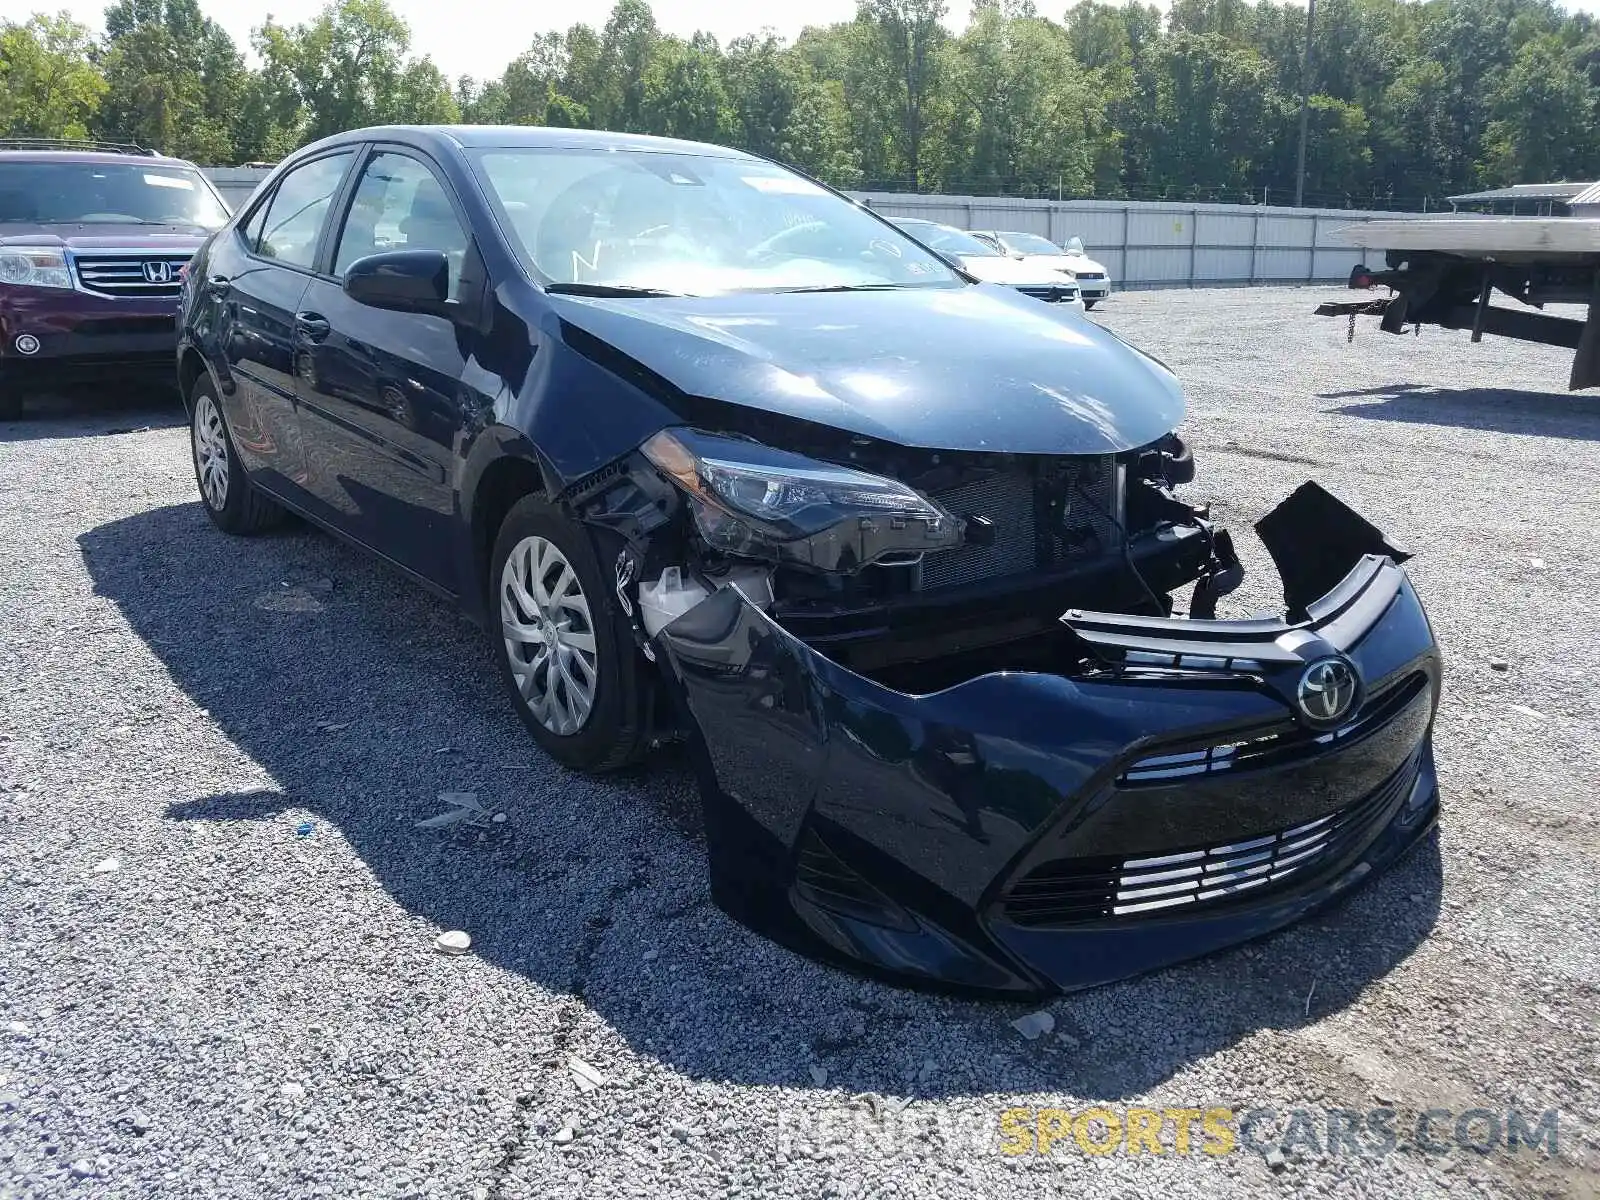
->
1084;299;1099;311
490;495;652;772
189;376;284;534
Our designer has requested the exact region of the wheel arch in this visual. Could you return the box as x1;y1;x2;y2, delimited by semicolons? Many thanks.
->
177;346;209;414
466;449;559;616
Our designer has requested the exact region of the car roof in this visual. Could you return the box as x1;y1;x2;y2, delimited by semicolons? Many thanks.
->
297;125;762;162
0;150;199;167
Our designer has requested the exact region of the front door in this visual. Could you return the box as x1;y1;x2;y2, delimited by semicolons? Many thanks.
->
211;151;356;502
293;149;475;591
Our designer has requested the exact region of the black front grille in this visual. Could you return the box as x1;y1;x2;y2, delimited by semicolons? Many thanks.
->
1017;284;1079;303
1002;752;1420;926
72;253;191;298
1075;272;1107;282
919;459;1120;591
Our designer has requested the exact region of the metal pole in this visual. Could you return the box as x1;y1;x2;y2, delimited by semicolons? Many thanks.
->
1294;0;1317;207
1250;210;1260;285
1121;204;1131;285
1189;205;1198;287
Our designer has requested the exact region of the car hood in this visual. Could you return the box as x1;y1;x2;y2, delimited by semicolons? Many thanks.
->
548;284;1183;455
955;255;1077;286
1017;252;1108;276
0;224;213;250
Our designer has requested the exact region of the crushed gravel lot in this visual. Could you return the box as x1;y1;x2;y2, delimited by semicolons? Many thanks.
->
2;285;1597;1199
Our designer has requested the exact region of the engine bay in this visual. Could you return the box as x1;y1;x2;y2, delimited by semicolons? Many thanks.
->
566;411;1237;694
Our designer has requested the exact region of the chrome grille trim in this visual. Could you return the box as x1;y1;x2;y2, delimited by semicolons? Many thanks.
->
70;251;193;299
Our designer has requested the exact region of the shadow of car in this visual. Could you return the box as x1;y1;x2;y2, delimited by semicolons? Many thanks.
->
78;499;1443;1099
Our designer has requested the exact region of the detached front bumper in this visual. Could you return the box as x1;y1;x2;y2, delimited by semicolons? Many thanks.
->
654;490;1441;997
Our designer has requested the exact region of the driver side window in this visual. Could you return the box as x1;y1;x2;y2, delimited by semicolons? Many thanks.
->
255;153;353;269
333;152;470;301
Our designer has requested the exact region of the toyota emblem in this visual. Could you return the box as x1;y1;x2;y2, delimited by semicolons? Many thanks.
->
1296;658;1360;725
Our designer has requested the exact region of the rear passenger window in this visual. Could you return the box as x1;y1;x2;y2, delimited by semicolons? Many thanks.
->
256;153;354;270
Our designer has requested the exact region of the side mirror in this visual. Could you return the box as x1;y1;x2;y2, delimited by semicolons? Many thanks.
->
343;250;450;316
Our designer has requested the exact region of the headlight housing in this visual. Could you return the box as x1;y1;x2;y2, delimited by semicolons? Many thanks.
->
0;248;73;290
642;428;963;572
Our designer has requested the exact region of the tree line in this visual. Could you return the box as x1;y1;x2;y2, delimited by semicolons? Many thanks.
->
2;0;1599;209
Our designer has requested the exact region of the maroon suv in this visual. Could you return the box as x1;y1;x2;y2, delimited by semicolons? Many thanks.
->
0;140;231;419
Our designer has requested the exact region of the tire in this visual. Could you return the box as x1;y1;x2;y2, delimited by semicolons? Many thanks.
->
490;494;652;772
1084;300;1098;311
189;375;284;534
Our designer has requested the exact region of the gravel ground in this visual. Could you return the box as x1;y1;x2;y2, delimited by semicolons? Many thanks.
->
2;286;1597;1200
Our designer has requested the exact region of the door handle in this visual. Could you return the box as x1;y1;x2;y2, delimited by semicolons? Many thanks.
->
206;275;230;299
295;312;331;343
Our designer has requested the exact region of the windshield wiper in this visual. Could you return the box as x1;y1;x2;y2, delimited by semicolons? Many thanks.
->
769;282;914;294
543;282;684;298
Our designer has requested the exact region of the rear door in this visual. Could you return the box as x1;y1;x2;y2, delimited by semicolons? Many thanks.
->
210;151;356;501
292;147;480;590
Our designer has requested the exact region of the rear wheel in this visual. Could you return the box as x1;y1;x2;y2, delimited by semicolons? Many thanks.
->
490;495;652;772
189;376;284;534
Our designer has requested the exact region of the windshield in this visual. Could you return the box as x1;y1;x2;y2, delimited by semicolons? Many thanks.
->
0;161;229;228
472;149;962;294
1002;232;1069;256
896;221;1003;258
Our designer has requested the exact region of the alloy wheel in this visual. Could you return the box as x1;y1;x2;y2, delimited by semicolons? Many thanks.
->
192;393;230;512
500;535;599;736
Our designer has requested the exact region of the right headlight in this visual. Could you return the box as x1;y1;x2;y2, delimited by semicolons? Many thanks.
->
642;427;963;572
0;248;73;290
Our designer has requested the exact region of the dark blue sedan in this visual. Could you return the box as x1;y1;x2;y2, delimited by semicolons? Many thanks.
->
176;126;1440;996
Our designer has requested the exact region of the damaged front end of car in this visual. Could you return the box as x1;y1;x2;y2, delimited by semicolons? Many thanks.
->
559;413;1441;997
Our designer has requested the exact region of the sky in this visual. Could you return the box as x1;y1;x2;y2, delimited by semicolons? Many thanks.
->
7;0;1600;84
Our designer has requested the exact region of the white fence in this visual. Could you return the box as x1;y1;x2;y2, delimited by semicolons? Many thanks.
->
849;192;1412;289
200;167;1408;289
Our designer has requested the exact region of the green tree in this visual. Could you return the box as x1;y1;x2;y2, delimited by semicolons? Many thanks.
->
946;4;1107;195
593;0;658;130
253;0;423;143
1148;32;1281;197
724;33;861;183
858;0;948;187
1480;36;1600;184
642;33;733;143
94;0;245;161
0;13;106;140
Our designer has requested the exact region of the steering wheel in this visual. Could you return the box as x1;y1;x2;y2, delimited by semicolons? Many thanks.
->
746;221;832;265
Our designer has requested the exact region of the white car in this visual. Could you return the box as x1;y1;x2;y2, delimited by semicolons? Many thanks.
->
890;218;1085;313
974;230;1113;309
